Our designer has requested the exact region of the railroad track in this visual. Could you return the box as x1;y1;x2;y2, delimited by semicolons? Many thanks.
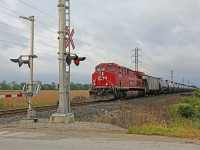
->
0;105;58;118
0;100;116;118
0;92;193;118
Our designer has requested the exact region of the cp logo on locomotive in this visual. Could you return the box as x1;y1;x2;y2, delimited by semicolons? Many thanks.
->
98;76;107;80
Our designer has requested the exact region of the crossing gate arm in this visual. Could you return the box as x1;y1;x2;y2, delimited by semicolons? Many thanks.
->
0;93;23;99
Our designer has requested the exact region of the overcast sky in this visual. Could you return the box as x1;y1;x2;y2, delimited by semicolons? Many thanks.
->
0;0;200;86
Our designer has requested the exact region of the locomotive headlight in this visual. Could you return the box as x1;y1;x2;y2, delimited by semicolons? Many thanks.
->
101;72;104;76
93;83;96;86
105;83;108;86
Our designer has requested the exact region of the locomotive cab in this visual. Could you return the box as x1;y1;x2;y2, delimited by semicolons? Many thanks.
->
90;63;118;101
92;63;117;87
90;63;145;101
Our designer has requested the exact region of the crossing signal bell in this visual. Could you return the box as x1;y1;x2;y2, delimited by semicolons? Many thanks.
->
66;53;86;66
10;56;30;68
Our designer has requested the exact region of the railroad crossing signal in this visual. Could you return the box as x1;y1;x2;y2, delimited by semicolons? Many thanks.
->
10;55;37;68
64;26;86;66
66;53;78;65
64;26;75;49
74;56;86;66
10;56;30;68
66;53;86;66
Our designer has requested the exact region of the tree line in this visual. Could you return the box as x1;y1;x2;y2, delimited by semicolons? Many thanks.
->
0;81;91;90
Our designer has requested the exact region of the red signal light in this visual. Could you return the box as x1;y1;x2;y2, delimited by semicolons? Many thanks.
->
66;53;77;65
66;53;86;66
74;59;80;66
66;57;72;65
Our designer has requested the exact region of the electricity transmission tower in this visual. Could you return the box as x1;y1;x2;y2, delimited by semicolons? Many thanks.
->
170;70;174;82
131;47;142;71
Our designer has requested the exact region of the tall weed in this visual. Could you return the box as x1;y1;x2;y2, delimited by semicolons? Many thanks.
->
0;100;5;110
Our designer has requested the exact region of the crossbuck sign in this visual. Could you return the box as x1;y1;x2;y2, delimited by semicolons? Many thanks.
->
64;26;75;50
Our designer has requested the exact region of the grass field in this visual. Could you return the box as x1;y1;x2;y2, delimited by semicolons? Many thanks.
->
0;90;89;110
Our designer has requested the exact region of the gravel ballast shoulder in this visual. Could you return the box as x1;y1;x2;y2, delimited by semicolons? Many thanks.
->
1;119;125;133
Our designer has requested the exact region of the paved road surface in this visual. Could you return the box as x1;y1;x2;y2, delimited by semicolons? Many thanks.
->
0;130;199;150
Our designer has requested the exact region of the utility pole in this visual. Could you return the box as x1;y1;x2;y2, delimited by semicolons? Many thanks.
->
182;77;185;84
19;16;36;119
131;47;141;71
50;0;74;123
170;70;174;82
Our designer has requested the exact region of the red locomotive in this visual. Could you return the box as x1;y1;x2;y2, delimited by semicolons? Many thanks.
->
90;63;196;101
90;63;145;100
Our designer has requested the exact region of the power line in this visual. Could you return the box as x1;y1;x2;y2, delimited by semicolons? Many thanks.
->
71;23;113;44
1;1;128;54
73;38;108;52
17;0;57;20
0;5;57;32
0;5;23;15
0;6;113;51
0;20;115;53
0;9;57;34
0;30;57;49
0;9;29;24
4;0;123;52
0;21;56;41
0;39;27;47
16;0;121;49
0;39;56;55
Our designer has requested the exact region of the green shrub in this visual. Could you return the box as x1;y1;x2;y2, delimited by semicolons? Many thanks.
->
177;103;194;118
182;97;195;104
171;103;194;118
194;104;200;119
194;89;200;98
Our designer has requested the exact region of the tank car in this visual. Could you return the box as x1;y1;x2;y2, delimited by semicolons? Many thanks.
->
159;80;169;94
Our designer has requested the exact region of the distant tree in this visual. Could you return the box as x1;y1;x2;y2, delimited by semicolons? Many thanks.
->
13;84;20;90
0;80;11;90
0;81;90;90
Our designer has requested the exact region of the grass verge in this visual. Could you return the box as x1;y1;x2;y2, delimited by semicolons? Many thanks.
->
128;125;200;138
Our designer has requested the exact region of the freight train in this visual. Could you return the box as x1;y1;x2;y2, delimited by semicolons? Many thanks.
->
89;63;196;101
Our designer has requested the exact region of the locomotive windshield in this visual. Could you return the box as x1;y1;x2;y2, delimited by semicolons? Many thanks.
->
106;66;116;71
96;67;104;71
95;63;116;72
